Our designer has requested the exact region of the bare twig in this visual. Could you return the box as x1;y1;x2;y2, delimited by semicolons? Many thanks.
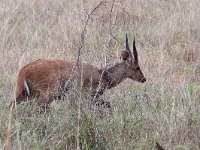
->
109;0;126;48
76;0;130;64
77;1;105;65
107;1;130;18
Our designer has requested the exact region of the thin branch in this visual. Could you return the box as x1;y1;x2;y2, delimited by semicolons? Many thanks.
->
106;1;130;18
109;0;126;48
77;1;105;65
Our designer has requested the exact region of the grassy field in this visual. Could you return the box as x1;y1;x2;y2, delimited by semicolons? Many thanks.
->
0;0;200;149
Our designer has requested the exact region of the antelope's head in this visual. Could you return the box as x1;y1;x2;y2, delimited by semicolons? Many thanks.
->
121;34;146;83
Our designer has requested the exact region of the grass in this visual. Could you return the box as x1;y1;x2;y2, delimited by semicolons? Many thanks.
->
0;0;200;149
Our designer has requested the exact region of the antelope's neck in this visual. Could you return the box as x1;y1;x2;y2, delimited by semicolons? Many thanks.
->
100;63;126;89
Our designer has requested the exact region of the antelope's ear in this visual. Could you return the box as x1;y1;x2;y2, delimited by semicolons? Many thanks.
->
121;51;130;61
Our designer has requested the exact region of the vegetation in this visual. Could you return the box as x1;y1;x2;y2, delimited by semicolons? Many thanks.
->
0;0;199;149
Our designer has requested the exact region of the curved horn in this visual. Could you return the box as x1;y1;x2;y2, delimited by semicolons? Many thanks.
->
133;37;138;62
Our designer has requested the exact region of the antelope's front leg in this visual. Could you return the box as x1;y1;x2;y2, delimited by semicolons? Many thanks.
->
95;97;111;108
91;90;111;108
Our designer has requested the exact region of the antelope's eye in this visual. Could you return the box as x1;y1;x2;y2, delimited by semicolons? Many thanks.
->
136;67;140;71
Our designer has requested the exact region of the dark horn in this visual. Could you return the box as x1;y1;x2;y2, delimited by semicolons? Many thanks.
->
126;34;131;52
133;37;138;62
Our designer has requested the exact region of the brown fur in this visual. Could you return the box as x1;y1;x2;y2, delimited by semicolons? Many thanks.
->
12;35;146;108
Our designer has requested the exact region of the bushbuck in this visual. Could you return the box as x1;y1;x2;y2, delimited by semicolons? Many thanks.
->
11;35;146;108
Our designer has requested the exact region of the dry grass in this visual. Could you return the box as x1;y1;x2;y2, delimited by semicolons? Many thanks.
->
0;0;200;149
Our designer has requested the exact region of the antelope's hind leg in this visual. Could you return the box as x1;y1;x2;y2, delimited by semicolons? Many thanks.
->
37;91;54;109
92;90;111;108
8;92;29;109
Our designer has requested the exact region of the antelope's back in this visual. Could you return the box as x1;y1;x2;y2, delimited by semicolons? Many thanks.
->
16;59;75;97
16;59;101;98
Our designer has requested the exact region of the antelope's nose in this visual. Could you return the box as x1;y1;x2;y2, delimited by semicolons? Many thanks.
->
140;78;146;83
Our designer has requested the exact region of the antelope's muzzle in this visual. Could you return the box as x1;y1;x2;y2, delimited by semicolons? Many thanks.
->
140;77;146;83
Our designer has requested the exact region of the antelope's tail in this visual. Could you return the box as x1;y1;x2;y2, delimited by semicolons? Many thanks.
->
8;78;30;109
